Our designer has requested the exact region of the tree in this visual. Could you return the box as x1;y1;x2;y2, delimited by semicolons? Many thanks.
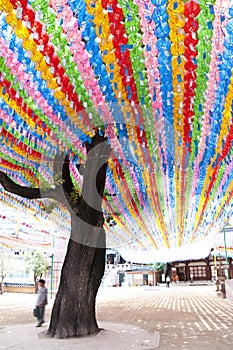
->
24;251;48;293
150;262;166;271
0;252;14;294
0;133;111;338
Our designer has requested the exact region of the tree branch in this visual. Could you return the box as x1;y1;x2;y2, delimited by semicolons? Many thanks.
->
61;154;75;197
53;152;75;198
0;170;59;200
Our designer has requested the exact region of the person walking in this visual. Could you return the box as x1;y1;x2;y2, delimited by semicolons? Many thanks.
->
166;275;171;288
35;279;48;327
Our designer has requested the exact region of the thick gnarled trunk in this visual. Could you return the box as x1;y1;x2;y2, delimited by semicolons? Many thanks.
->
47;134;110;338
47;237;106;338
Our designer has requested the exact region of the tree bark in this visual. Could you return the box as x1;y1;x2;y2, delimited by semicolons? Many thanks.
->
47;236;106;338
0;275;6;294
34;273;39;294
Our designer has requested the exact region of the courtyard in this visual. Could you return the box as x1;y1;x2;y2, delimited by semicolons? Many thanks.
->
0;284;233;349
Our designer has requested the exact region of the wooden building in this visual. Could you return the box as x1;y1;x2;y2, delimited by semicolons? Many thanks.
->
125;269;162;286
171;255;233;282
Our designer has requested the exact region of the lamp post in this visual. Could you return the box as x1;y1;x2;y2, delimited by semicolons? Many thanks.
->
50;252;54;299
223;226;230;279
50;235;55;299
213;248;218;280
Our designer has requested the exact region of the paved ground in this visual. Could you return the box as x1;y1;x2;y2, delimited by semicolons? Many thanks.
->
0;283;233;349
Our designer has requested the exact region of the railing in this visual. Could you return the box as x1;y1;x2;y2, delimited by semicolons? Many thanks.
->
105;263;148;271
3;282;35;294
4;282;34;288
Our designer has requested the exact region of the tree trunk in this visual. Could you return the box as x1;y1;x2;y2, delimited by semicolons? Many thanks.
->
47;134;110;338
0;276;5;294
34;273;38;294
47;234;106;338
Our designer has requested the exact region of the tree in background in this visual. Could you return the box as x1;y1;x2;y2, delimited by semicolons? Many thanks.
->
150;262;166;272
0;251;15;294
24;251;48;293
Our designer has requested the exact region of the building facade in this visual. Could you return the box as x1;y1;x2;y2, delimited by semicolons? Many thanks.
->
171;255;233;282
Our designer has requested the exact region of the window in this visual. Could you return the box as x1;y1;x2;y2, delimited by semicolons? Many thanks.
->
190;266;206;278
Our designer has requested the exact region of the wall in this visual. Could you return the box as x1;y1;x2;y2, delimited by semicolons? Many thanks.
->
225;279;233;301
4;284;35;294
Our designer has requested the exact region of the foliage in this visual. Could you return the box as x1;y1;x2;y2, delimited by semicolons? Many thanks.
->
24;250;48;282
41;201;57;214
70;188;81;202
38;170;64;190
105;213;117;227
0;252;15;294
150;262;166;271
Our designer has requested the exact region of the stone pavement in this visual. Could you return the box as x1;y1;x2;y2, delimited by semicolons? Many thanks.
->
97;284;233;349
0;322;160;350
1;284;233;349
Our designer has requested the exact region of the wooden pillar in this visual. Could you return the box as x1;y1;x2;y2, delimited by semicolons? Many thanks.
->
185;262;188;282
206;259;211;280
